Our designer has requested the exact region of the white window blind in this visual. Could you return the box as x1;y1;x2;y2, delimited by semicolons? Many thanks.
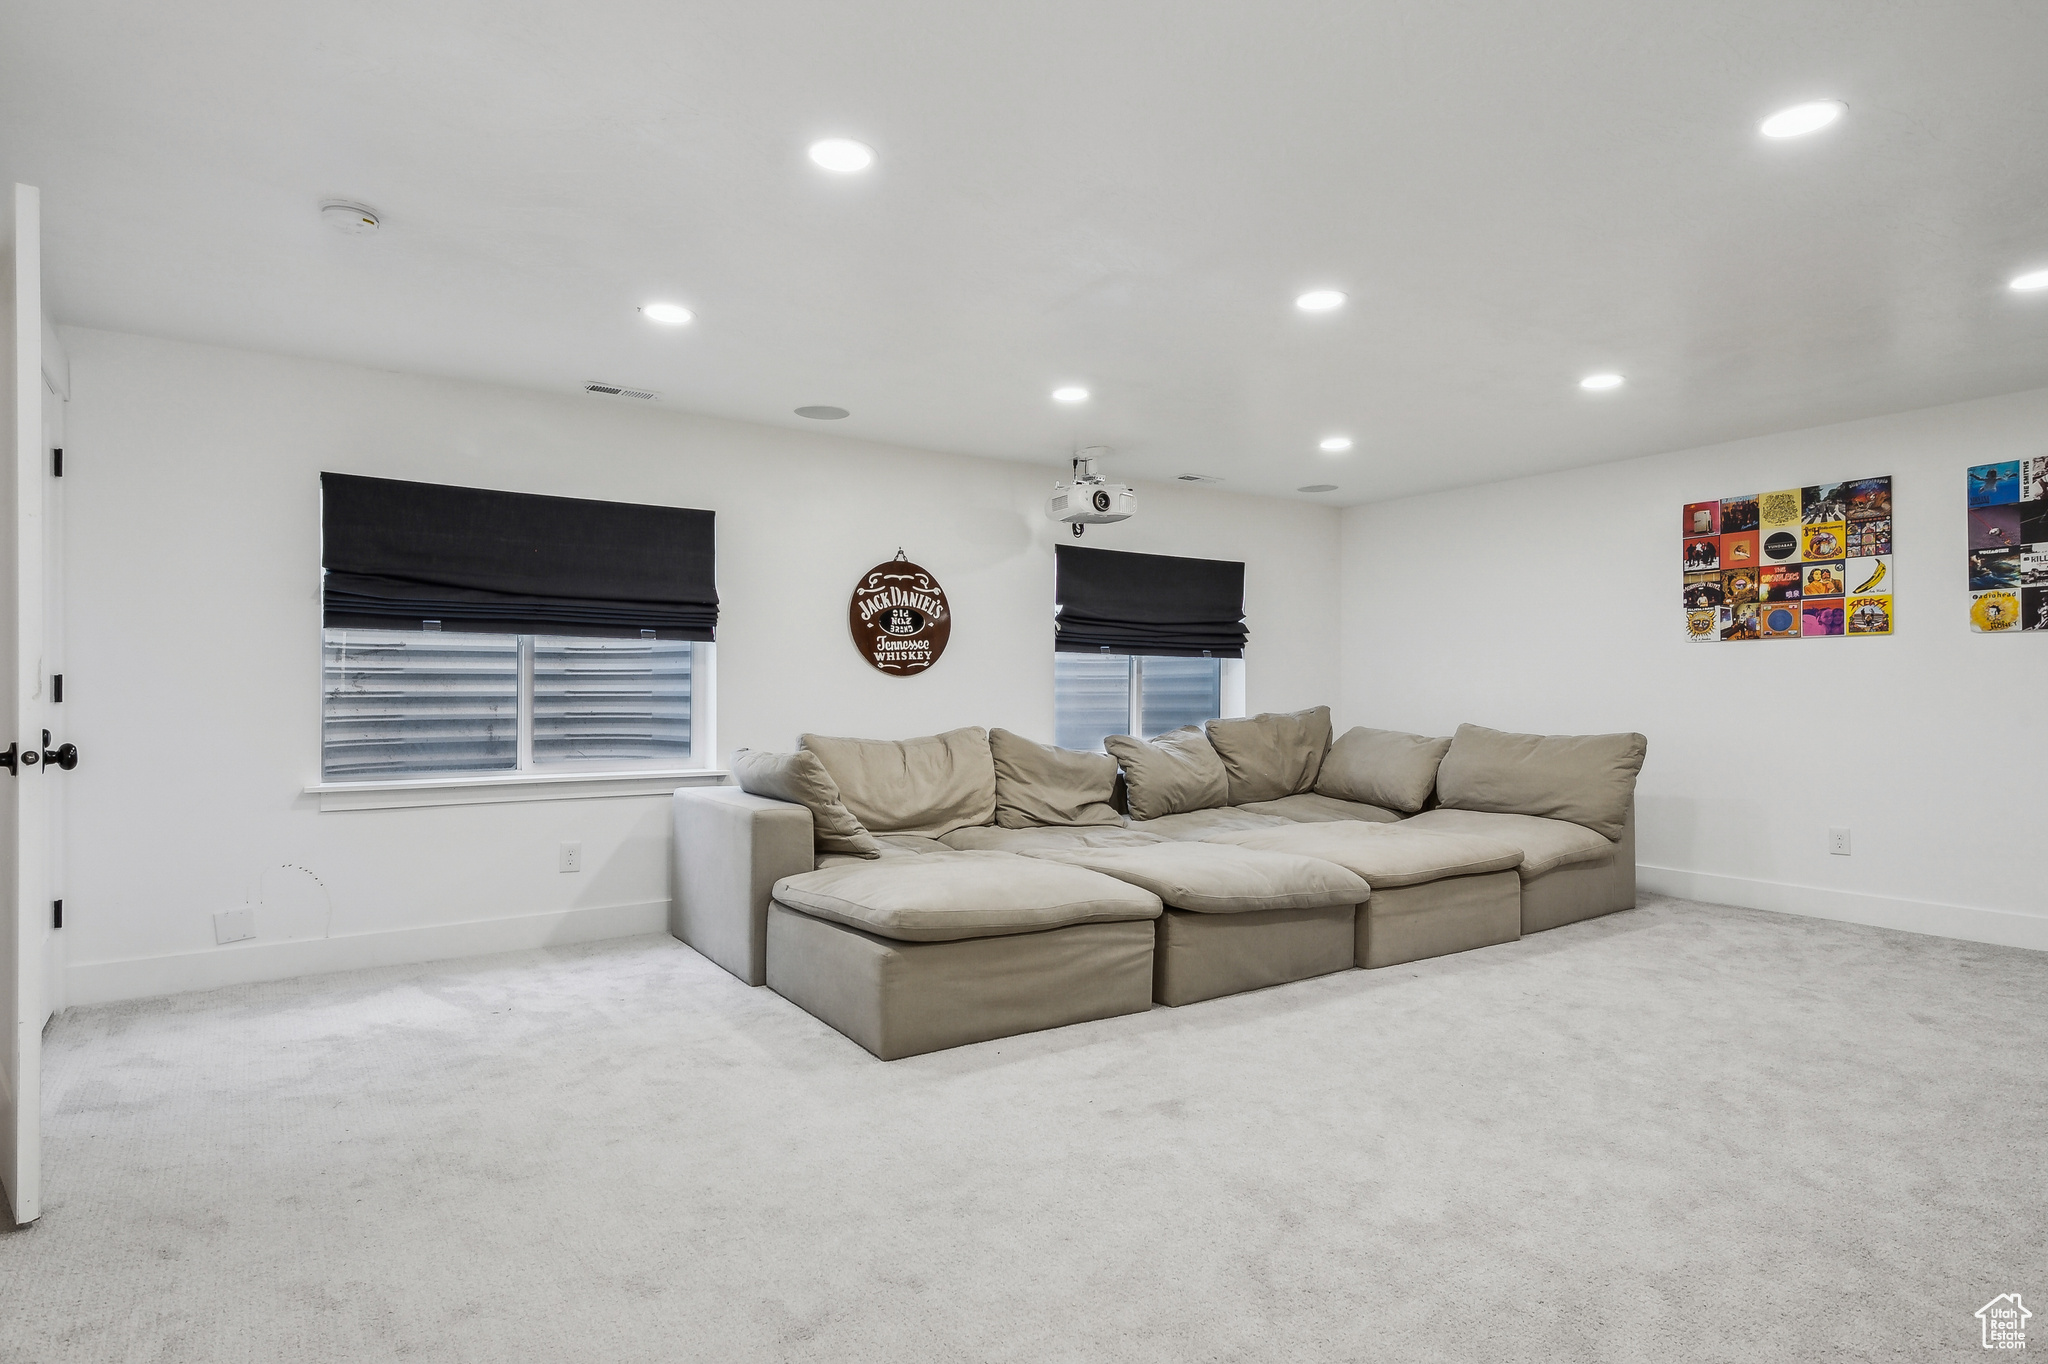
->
322;631;519;779
532;637;692;766
1053;654;1132;752
1138;656;1224;736
322;629;696;780
1053;654;1225;752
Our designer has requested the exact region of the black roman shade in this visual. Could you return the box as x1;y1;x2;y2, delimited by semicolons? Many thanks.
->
1054;545;1246;658
321;473;717;640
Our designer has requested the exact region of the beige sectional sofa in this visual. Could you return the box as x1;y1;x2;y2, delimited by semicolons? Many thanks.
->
671;712;1646;1059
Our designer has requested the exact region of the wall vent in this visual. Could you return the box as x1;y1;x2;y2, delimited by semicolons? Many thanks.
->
583;381;660;400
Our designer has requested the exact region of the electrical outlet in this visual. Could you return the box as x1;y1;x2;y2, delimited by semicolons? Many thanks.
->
1829;827;1851;856
214;908;256;944
559;841;582;873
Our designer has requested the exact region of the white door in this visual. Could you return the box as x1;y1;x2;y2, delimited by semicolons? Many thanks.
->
2;182;53;1227
40;324;66;1027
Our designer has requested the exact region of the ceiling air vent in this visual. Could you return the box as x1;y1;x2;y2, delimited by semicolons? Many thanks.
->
1176;474;1224;485
583;381;660;401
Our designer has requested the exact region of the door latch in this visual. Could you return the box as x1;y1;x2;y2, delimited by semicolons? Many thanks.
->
30;730;75;771
1;736;78;773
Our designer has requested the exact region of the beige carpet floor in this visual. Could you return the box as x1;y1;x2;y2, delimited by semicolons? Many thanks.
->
2;895;2043;1363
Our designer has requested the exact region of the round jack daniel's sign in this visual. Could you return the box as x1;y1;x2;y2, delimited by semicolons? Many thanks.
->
849;553;951;674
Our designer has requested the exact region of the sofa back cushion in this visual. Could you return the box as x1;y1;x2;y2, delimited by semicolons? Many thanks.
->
1198;707;1331;805
1314;727;1453;813
1203;706;1332;804
731;749;883;858
1433;723;1648;840
988;728;1124;829
1104;726;1231;822
799;726;998;838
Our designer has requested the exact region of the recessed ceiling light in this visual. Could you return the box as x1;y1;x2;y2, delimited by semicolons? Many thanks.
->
2010;268;2048;293
641;303;693;326
1579;372;1625;391
808;138;875;173
1295;289;1347;312
1760;100;1846;139
1052;386;1089;403
1319;436;1353;453
795;405;849;419
1298;484;1338;494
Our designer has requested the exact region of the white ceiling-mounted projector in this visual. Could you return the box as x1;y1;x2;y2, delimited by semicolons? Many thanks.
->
1047;447;1135;538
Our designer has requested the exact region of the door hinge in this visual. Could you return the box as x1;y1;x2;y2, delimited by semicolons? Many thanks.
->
53;900;62;930
52;673;61;703
52;448;62;477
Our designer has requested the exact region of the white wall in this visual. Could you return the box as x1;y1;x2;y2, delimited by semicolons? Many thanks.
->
58;328;1342;1003
1341;386;2048;951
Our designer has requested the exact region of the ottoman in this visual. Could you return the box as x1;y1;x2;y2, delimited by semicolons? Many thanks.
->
766;851;1161;1060
1028;841;1369;1007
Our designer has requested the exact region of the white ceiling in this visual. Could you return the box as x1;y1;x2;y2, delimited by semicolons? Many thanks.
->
5;0;2048;504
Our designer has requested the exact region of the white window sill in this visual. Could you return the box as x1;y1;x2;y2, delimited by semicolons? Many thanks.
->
306;768;731;812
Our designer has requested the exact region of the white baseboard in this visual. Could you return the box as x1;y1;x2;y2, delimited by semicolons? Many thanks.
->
65;899;670;1008
1637;865;2048;953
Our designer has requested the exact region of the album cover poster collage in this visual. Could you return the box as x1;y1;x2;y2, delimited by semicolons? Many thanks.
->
1965;457;2048;633
1682;477;1892;641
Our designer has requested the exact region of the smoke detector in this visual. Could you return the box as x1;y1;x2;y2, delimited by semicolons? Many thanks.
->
320;201;381;236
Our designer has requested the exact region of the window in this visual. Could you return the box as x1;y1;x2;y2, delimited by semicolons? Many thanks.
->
1054;653;1225;752
319;473;718;784
1050;544;1247;752
322;630;697;780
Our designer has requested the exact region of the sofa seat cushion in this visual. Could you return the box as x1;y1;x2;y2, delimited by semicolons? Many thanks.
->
772;851;1161;943
1236;792;1403;825
875;833;955;856
815;832;954;869
940;825;1165;854
1201;821;1522;888
1203;706;1333;805
799;727;998;838
1030;842;1369;915
988;728;1124;828
1394;809;1614;879
1434;724;1647;840
1129;807;1295;839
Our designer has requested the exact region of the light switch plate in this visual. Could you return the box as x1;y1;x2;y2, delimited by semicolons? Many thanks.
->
214;908;256;945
